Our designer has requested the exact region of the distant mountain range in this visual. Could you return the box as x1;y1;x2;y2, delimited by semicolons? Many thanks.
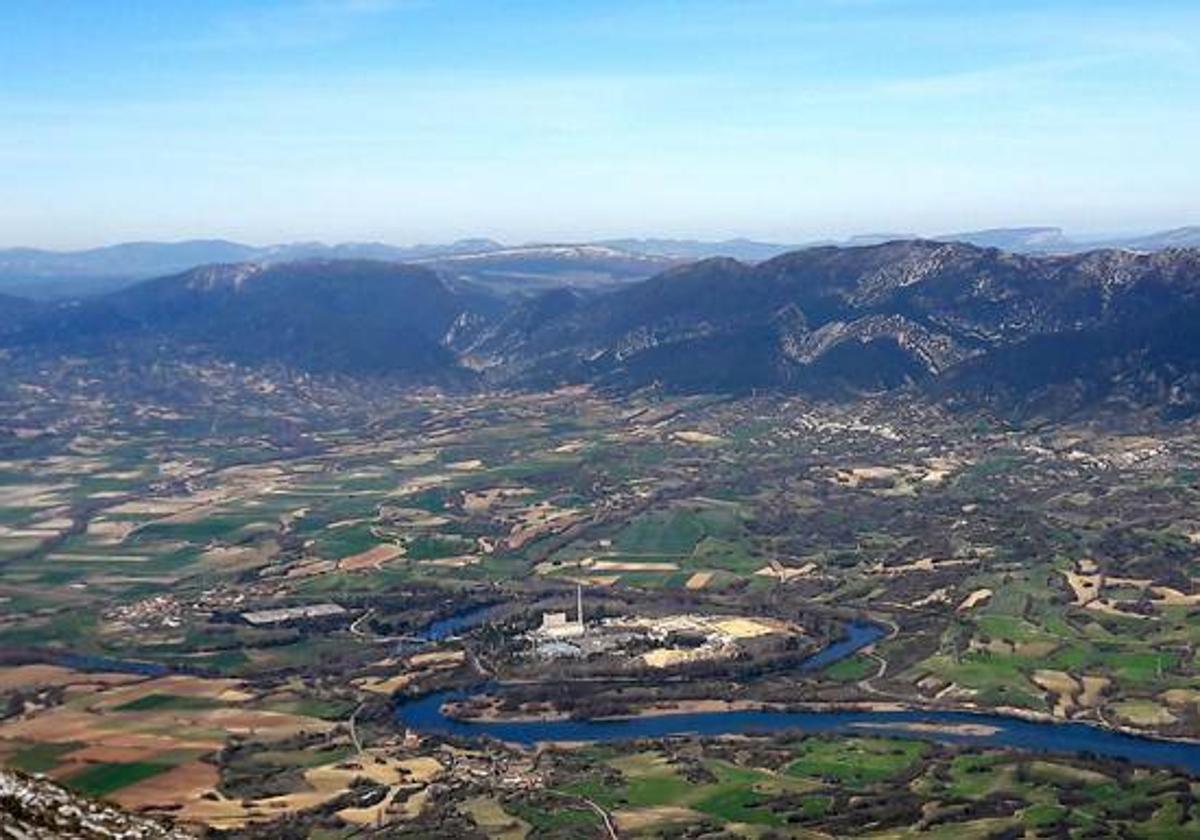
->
465;241;1200;413
0;238;678;300
5;260;487;380
4;226;1199;299
0;238;502;299
6;238;1200;417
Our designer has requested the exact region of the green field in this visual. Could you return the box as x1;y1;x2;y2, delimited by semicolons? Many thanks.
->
8;741;81;774
64;761;174;797
533;739;1200;837
785;737;926;787
113;694;224;713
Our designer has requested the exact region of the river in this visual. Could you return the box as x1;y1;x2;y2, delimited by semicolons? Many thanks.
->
420;603;505;642
40;609;1200;774
394;615;1200;774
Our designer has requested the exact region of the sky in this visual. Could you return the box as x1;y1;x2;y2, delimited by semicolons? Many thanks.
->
2;0;1198;249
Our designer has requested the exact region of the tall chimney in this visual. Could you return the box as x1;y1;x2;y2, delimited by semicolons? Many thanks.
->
576;583;584;631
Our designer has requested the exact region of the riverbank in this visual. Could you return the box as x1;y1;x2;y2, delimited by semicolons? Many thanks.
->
446;696;778;723
395;614;1200;773
440;691;1198;747
397;687;1200;773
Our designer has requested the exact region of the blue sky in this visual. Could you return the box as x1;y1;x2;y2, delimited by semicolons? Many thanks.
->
2;0;1198;248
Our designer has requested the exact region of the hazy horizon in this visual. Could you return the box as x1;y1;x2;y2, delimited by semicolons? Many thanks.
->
4;0;1198;249
5;223;1200;255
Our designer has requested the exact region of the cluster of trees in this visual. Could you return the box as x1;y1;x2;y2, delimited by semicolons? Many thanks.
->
2;685;65;720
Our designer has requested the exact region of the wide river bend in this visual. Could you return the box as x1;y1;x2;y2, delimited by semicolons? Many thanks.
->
394;618;1200;774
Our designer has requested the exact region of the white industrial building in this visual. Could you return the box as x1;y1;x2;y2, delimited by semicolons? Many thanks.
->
534;585;585;639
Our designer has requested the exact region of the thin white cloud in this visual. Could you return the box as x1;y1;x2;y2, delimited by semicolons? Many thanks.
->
869;55;1117;100
177;0;408;51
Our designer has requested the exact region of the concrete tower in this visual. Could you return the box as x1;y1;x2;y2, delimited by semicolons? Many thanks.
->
576;584;584;633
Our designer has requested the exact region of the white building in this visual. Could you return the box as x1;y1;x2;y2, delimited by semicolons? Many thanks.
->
534;585;585;638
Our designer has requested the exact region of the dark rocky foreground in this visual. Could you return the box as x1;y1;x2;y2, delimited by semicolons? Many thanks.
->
0;769;191;839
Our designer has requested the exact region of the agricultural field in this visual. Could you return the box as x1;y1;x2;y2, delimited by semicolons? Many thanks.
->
505;739;1200;838
4;363;1200;835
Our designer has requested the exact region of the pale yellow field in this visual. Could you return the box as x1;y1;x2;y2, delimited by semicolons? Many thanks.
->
420;554;480;568
671;430;723;445
1150;585;1200;606
957;588;993;612
391;474;452;497
200;543;278;568
85;519;139;544
0;665;139;693
1079;676;1110;708
712;617;778;639
643;648;701;668
164;752;442;829
390;451;438;467
338;543;404;571
1063;569;1100;605
462;487;533;515
1032;670;1079;718
754;561;816;582
1111;700;1177;727
461;796;530;840
505;503;582;550
614;806;699;833
408;650;466;668
447;459;485;471
590;560;679;572
355;650;465;695
0;483;71;507
92;675;253;707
